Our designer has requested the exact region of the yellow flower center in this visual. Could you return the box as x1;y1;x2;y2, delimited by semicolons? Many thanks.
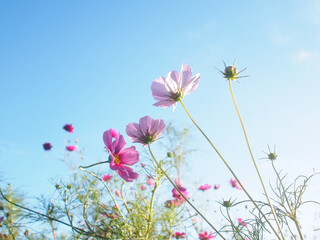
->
114;154;121;165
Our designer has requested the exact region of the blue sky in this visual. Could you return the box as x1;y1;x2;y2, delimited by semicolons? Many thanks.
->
1;0;320;236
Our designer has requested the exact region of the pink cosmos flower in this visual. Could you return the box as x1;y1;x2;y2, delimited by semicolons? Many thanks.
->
103;129;139;182
214;184;220;190
63;124;74;133
165;199;183;208
198;231;215;240
126;116;166;145
141;163;146;168
172;179;188;200
146;176;155;187
199;184;212;191
230;178;242;190
238;218;246;226
151;63;200;110
66;145;76;152
101;174;113;182
172;232;186;239
115;190;121;197
140;185;146;190
43;142;52;151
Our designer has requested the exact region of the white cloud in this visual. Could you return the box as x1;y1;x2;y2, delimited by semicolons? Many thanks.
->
292;49;315;62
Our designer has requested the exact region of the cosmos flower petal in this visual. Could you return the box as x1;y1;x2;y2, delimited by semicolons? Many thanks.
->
118;146;139;165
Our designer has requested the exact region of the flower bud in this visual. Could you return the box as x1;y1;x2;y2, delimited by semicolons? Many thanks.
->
67;184;72;189
223;200;232;208
167;152;173;158
55;184;62;190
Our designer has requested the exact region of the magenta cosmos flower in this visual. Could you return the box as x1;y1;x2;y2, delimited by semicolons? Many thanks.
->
199;231;215;240
43;142;52;151
101;174;113;182
172;179;188;200
214;184;220;190
126;116;166;145
151;63;200;110
238;218;246;226
66;145;75;152
172;232;186;239
230;178;242;190
199;184;212;191
63;124;74;133
103;129;139;182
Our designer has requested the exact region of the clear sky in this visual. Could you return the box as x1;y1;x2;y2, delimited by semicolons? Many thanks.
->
1;0;320;237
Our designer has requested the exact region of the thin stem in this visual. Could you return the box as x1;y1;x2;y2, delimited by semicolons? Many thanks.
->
147;143;226;240
179;99;282;240
226;208;245;240
0;188;104;238
228;80;285;240
145;182;158;239
79;167;132;238
79;161;109;169
271;161;304;240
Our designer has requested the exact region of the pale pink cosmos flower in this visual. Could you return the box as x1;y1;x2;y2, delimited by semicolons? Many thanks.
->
115;190;121;197
101;174;113;182
126;116;166;145
103;129;139;182
66;145;75;152
199;184;212;191
172;232;186;239
199;231;215;239
146;176;155;187
214;184;220;190
172;179;188;200
238;218;246;226
151;63;200;110
230;178;242;190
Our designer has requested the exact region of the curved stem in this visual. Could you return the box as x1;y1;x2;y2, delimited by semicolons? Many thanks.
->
79;161;108;169
271;161;304;240
0;188;101;237
147;144;226;240
228;80;285;239
179;99;282;240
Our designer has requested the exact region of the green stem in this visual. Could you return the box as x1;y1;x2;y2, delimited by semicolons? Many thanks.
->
179;99;282;240
226;208;244;240
228;80;285;240
0;188;101;237
271;161;304;240
147;144;226;240
79;161;109;169
145;182;158;239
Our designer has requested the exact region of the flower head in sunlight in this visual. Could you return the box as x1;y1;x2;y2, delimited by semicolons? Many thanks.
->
66;145;76;152
262;145;278;161
238;218;246;226
214;184;220;190
199;231;215;240
63;124;74;133
103;129;139;182
151;63;200;110
43;142;52;151
146;176;155;187
172;179;189;200
230;178;242;190
101;174;112;182
219;59;248;82
172;232;186;239
126;116;166;145
199;184;212;191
